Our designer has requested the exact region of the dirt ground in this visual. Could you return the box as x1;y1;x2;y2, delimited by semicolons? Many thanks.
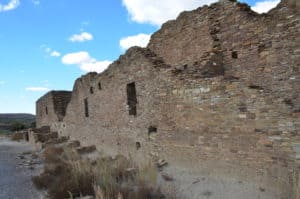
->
0;136;45;199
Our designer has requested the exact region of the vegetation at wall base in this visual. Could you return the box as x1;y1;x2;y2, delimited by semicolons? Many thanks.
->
33;145;177;199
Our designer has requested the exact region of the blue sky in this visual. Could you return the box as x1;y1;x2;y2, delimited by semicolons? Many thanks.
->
0;0;280;114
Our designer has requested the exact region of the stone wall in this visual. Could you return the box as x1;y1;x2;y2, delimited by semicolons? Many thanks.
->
36;0;300;198
36;91;72;129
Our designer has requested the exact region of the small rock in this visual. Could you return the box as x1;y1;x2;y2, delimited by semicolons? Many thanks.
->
77;145;96;154
76;196;94;199
280;142;290;147
125;168;137;176
202;191;213;197
149;134;156;141
68;140;81;148
237;151;247;155
222;135;229;139
198;136;205;145
268;136;282;142
230;149;238;153
157;159;168;168
259;187;266;192
192;179;201;184
238;114;247;119
22;151;32;155
25;160;33;165
150;152;158;157
31;154;38;159
259;139;273;147
90;160;97;166
161;173;174;181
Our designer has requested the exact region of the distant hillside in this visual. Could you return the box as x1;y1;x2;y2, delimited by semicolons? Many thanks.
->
0;114;35;133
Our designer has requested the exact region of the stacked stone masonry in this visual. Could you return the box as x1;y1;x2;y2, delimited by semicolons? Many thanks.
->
36;0;300;198
36;91;72;127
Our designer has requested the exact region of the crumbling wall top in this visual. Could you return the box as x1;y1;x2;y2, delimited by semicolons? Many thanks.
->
37;90;72;121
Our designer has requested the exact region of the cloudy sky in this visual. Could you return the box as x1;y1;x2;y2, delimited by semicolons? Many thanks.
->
0;0;280;114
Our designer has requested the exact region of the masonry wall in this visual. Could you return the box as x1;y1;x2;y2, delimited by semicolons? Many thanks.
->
36;1;300;198
36;91;72;130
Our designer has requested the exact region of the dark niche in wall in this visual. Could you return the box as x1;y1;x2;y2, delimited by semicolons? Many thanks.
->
148;126;158;140
148;126;157;134
126;82;137;116
248;85;263;90
84;98;89;117
98;82;102;90
232;51;238;59
45;106;48;115
136;142;141;150
90;87;94;94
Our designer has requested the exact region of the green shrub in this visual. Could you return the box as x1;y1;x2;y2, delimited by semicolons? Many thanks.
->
9;121;26;131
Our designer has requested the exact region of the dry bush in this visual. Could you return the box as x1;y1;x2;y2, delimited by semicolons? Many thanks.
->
33;144;176;199
93;156;164;199
11;132;24;141
33;146;95;199
69;160;95;196
61;146;81;161
32;171;55;189
43;146;64;163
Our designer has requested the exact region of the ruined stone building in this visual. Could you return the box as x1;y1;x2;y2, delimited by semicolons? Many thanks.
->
36;0;300;198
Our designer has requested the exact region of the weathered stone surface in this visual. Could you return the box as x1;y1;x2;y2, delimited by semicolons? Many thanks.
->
35;0;300;198
34;132;58;143
36;91;71;129
76;145;96;154
157;159;168;168
67;140;81;148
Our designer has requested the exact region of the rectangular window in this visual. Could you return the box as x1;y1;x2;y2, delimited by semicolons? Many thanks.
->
45;107;48;115
232;51;238;59
126;82;137;116
90;87;94;94
84;98;89;117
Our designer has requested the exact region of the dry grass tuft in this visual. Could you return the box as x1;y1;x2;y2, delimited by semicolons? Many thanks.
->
33;148;95;198
11;132;24;141
33;144;177;199
43;146;64;163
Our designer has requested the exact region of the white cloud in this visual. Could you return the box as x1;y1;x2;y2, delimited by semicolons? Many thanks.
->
69;32;93;42
0;0;20;12
41;80;50;87
62;51;92;65
251;0;280;13
62;51;112;73
32;0;40;6
122;0;282;25
80;61;113;73
122;0;217;26
50;51;61;57
42;46;61;57
81;21;90;26
120;33;151;50
45;47;51;53
26;87;49;92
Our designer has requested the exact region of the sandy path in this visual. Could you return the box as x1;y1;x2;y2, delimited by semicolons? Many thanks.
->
0;137;44;199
